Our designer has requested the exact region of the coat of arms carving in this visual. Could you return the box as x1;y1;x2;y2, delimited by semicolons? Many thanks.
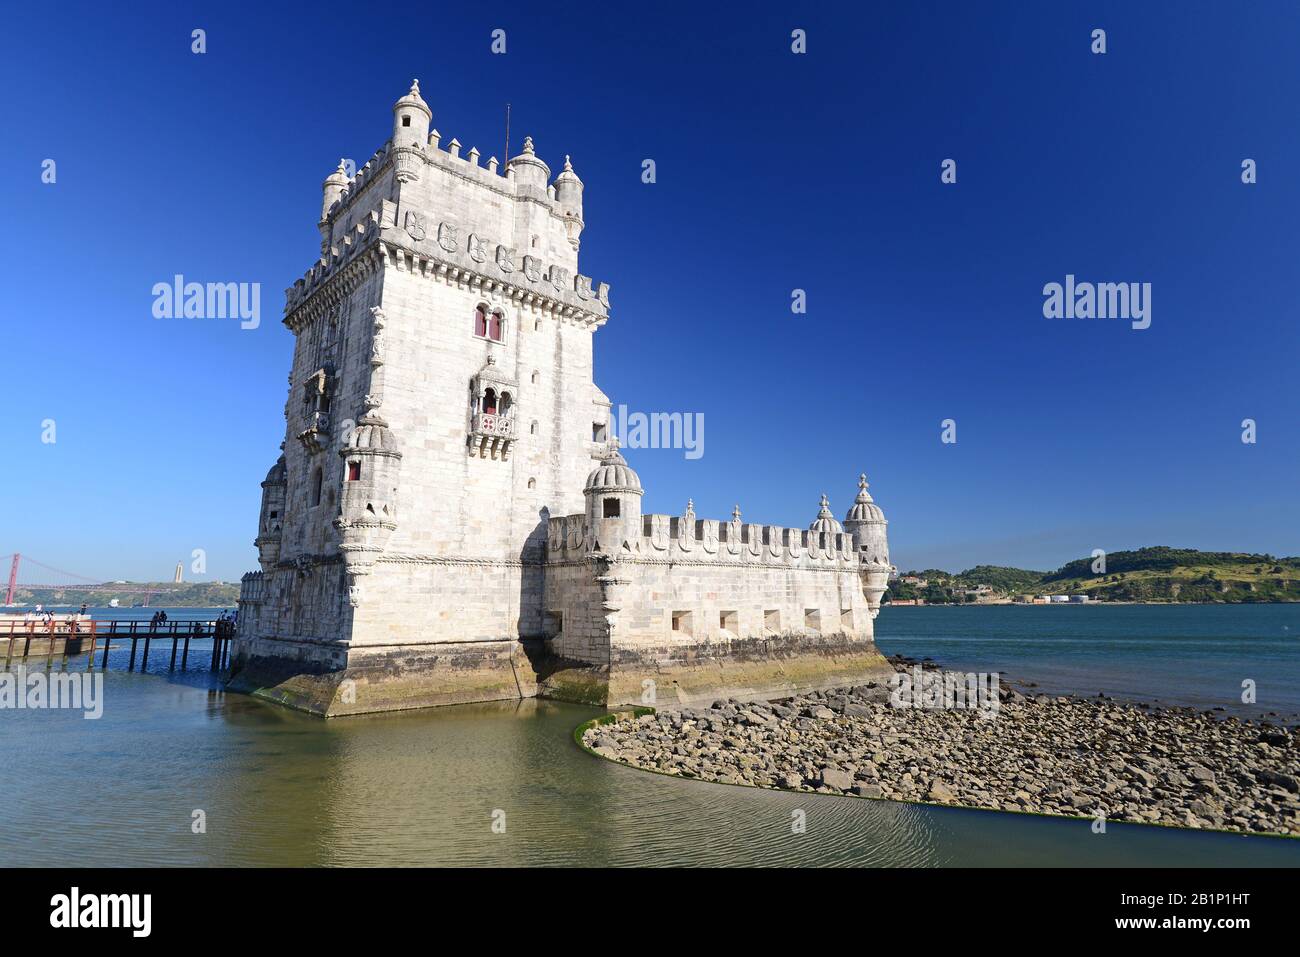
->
437;222;459;253
404;211;426;242
468;233;487;263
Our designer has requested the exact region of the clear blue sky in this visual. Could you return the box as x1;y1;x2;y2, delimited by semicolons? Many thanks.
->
2;0;1296;583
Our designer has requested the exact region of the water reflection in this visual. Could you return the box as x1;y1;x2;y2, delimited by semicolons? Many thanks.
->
1;672;1297;867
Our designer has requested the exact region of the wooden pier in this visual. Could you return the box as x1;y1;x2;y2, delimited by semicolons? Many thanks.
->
1;618;233;672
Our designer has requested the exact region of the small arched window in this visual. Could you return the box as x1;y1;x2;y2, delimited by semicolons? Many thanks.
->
530;370;539;384
488;311;503;342
474;305;488;338
483;388;497;415
499;391;512;415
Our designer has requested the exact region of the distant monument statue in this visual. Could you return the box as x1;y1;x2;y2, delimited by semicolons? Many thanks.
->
173;562;183;584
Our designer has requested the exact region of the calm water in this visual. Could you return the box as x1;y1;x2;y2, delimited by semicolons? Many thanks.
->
1;605;1297;866
875;604;1300;721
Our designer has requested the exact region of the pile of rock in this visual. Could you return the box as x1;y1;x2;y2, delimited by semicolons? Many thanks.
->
582;681;1299;835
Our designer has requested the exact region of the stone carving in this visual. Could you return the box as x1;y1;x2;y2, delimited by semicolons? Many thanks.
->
468;233;487;263
548;265;568;291
437;222;459;253
575;274;593;301
523;255;541;283
496;245;516;273
369;307;386;367
404;211;426;242
678;499;696;552
597;282;610;307
648;514;669;551
700;519;719;555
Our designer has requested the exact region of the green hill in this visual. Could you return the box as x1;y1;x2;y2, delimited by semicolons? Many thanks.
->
887;547;1300;603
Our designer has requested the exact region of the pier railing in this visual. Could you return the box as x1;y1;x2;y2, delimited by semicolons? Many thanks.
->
1;618;234;672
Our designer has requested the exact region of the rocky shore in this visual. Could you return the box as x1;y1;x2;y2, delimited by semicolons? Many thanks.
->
581;669;1300;836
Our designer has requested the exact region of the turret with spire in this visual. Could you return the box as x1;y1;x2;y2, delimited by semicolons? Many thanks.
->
554;154;585;248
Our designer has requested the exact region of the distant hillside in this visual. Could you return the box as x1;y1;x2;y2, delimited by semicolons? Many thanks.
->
9;581;240;609
886;547;1300;603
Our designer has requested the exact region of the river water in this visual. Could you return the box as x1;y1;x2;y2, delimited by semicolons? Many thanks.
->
0;606;1296;866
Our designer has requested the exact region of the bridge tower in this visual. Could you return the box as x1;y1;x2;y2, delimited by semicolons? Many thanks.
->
4;553;17;606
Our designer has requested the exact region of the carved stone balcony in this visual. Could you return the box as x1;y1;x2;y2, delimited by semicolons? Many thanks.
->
469;411;514;460
297;411;332;455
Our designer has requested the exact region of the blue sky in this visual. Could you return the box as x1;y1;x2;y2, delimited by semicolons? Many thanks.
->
2;1;1297;583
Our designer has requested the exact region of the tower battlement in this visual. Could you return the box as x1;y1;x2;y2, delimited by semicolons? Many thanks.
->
547;512;865;566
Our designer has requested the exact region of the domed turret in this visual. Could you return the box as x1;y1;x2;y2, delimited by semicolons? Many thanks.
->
808;494;843;536
392;78;431;148
553;155;584;248
255;454;287;571
506;136;551;197
843;473;888;565
321;159;349;223
335;411;404;594
584;439;643;555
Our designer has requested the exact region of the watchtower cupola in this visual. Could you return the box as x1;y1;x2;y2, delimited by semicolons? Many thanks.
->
843;473;889;566
255;454;287;572
583;439;643;555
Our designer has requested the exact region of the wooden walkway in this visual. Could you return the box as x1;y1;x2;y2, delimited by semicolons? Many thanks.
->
2;618;233;672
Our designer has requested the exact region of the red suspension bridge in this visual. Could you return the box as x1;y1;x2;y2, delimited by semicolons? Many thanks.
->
4;553;169;606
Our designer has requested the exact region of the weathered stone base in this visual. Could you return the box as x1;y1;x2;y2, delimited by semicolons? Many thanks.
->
227;639;539;717
537;633;895;710
606;633;896;709
226;633;893;716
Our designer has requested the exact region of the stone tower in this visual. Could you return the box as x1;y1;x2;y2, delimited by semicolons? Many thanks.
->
233;78;896;716
233;79;614;714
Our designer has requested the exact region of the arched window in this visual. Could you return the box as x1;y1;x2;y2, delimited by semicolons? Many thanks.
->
488;310;503;341
474;305;488;338
499;392;512;415
483;388;497;415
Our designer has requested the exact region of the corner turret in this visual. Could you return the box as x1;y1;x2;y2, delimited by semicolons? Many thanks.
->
843;473;888;565
584;439;642;556
255;454;287;571
843;473;891;617
392;80;430;183
553;155;584;249
321;160;349;222
506;136;551;197
392;78;431;148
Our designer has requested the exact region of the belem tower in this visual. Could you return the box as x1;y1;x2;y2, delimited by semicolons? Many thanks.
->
231;80;896;716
